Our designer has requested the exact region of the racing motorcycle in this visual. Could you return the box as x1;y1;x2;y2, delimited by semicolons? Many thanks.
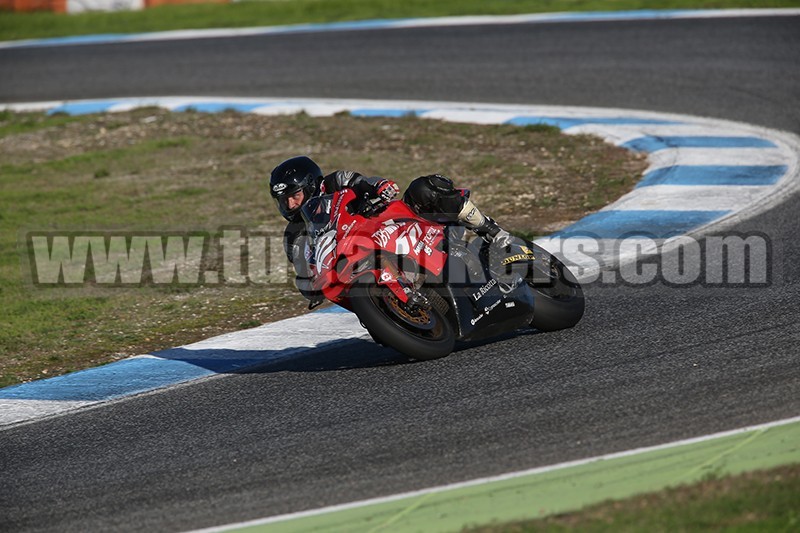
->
301;188;584;360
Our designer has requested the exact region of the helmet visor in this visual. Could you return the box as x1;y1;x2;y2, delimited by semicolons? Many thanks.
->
273;188;306;221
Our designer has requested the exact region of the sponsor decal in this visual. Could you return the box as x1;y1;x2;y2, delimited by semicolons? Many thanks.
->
380;270;393;282
471;278;497;301
505;301;516;309
423;226;440;246
332;193;346;222
413;240;433;256
272;183;287;193
484;299;501;314
501;252;536;266
470;313;484;326
340;221;356;239
372;222;404;247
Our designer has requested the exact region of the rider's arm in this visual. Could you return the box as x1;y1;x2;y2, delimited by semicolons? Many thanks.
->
322;171;400;203
322;170;363;192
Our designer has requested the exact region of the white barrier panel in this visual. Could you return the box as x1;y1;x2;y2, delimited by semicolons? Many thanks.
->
66;0;143;12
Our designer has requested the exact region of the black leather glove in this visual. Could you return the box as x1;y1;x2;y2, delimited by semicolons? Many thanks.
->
354;178;400;216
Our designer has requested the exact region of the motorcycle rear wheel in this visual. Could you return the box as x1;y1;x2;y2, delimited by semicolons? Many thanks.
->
350;282;455;360
528;248;585;332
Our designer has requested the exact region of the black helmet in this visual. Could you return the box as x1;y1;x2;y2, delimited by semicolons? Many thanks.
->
269;156;323;221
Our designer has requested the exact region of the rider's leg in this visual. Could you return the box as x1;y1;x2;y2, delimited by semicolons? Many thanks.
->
456;198;511;245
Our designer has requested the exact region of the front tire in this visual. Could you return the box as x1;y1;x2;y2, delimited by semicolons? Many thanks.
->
349;282;455;360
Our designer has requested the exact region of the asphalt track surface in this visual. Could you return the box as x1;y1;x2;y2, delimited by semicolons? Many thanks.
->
2;15;800;532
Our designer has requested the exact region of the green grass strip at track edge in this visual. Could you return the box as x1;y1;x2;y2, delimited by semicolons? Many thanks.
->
221;419;800;533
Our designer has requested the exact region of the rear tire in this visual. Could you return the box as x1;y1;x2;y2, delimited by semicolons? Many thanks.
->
350;282;455;360
528;248;585;332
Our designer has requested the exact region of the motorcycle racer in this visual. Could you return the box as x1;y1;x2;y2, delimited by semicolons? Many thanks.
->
269;156;512;305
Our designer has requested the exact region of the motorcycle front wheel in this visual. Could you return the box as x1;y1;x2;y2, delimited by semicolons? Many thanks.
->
349;282;455;360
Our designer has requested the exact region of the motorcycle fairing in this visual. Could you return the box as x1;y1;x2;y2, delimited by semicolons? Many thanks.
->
305;189;448;307
440;251;535;341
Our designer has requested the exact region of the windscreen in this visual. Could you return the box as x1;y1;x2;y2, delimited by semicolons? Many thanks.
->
301;194;334;238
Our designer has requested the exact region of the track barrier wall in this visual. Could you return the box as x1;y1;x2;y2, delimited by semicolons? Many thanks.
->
0;0;227;13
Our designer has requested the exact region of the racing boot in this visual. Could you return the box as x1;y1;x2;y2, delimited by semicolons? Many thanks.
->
458;198;513;248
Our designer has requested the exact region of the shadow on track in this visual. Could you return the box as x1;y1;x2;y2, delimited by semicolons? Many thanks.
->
152;329;543;374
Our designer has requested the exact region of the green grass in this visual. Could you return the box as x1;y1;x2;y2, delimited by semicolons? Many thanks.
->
0;110;299;386
1;0;799;41
0;110;89;137
470;464;800;532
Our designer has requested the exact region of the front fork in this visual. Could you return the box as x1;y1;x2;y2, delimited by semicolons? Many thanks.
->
378;259;430;310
